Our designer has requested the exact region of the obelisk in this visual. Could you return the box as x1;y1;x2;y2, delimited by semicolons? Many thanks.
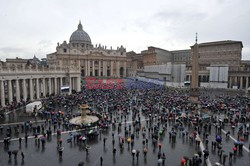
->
190;33;199;103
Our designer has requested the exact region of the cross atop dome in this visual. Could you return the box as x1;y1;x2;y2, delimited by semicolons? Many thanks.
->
78;20;83;30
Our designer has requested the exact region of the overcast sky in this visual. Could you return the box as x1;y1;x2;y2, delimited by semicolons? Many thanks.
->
0;0;249;61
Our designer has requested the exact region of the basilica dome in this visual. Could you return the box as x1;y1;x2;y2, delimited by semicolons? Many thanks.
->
69;21;91;44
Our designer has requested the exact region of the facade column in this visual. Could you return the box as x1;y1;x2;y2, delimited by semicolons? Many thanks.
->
55;77;58;95
69;77;72;95
42;78;46;97
29;79;34;101
16;79;20;102
234;76;237;87
60;77;63;93
92;61;95;76
48;78;52;95
240;76;243;89
116;61;120;78
22;79;27;101
88;60;91;76
229;76;232;89
246;77;249;89
8;80;13;104
98;61;101;76
76;77;81;92
71;77;75;91
85;60;88;76
36;78;40;99
124;61;127;77
110;61;113;77
0;80;6;107
103;61;107;77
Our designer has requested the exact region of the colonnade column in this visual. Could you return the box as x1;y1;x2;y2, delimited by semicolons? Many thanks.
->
16;79;20;102
240;76;243;89
8;80;13;103
29;79;34;101
36;78;40;99
0;80;5;107
69;77;72;95
246;77;249;89
22;79;27;101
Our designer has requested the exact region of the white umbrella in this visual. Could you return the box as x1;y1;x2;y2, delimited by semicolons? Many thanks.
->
132;149;136;154
158;158;163;163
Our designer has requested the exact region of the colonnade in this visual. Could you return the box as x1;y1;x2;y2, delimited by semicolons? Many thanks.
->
0;76;81;107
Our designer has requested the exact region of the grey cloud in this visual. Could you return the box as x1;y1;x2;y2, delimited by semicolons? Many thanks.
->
0;47;34;60
38;40;53;49
0;47;26;53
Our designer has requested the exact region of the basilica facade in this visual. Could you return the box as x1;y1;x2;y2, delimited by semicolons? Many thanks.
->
47;21;128;78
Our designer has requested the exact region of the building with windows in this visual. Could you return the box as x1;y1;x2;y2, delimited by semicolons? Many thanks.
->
47;21;127;78
133;40;249;89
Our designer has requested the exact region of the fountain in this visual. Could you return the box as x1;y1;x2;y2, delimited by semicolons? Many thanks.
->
69;104;99;125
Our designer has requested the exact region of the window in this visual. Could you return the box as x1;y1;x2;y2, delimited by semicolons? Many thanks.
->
63;49;67;53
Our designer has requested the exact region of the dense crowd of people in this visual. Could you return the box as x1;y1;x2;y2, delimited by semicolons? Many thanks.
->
0;80;250;165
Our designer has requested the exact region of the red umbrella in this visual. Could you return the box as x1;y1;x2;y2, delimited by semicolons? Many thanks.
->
158;143;163;147
240;138;245;142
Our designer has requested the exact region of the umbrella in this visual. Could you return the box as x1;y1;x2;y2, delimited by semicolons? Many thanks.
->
58;147;64;151
40;136;46;141
240;138;245;142
183;156;189;161
216;135;222;142
181;158;186;164
234;141;244;145
12;150;18;155
158;143;163;147
81;137;86;141
85;146;91;150
215;162;221;166
194;154;199;157
158;158;163;163
203;150;209;155
132;149;136;154
127;138;131;142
